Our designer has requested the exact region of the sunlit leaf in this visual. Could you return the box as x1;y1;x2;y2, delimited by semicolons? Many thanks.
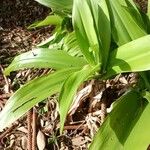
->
90;90;150;150
90;0;111;71
34;0;73;15
0;68;79;131
4;48;87;75
73;0;111;68
106;35;150;77
72;0;97;65
124;0;145;29
28;15;62;29
107;0;146;46
59;64;100;133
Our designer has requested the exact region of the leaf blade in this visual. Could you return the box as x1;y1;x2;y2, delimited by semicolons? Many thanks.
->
34;0;73;15
90;90;149;150
73;0;111;68
0;68;79;131
106;35;150;77
72;0;97;65
107;0;146;46
4;48;87;75
59;64;100;133
28;15;62;29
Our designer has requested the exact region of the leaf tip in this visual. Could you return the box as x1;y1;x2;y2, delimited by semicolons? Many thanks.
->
4;68;10;76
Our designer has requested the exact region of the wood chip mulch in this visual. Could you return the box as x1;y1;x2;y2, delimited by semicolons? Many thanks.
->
0;0;148;150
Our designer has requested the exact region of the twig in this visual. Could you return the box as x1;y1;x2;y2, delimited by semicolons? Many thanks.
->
27;109;32;150
69;121;86;136
32;107;37;150
64;124;85;130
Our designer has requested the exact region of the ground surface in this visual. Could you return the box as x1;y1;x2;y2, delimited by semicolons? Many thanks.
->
0;0;148;150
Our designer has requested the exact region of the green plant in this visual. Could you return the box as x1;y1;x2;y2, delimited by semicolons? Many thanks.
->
1;0;150;149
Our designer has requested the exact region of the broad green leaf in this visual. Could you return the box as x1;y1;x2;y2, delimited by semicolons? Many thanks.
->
28;15;62;29
106;35;150;77
4;48;87;75
90;90;149;150
34;0;73;15
123;0;145;29
125;0;140;10
59;64;100;133
89;0;111;71
72;0;98;65
141;12;150;34
123;102;150;150
0;68;79;131
106;0;146;46
73;0;111;68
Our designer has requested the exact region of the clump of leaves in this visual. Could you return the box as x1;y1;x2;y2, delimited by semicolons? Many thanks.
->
1;0;150;149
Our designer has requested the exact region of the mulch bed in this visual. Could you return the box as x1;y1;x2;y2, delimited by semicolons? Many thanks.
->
0;0;148;150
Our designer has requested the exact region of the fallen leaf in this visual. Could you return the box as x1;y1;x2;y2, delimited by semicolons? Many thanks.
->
37;130;46;150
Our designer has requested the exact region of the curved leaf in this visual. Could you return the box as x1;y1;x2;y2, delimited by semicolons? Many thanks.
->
106;35;150;77
35;0;73;15
91;0;111;71
73;0;111;68
0;68;79;131
28;15;62;29
124;0;145;29
59;64;100;133
106;0;146;46
72;0;97;65
90;90;150;150
4;48;87;75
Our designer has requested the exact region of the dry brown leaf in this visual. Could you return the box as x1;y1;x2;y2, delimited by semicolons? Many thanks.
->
69;84;93;116
9;134;15;147
21;136;28;150
119;76;128;84
17;126;28;134
72;136;86;146
37;130;46;150
85;114;100;137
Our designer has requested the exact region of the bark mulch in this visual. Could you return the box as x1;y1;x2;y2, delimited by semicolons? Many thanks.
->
0;0;148;150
